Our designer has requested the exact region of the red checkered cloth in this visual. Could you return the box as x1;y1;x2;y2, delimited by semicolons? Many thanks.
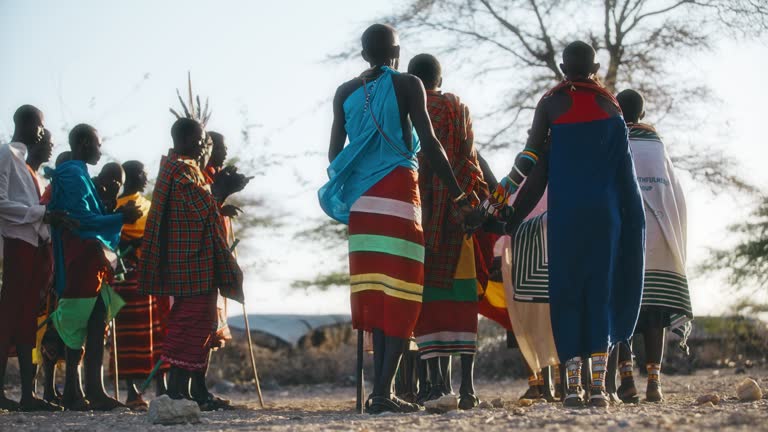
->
419;91;489;290
138;150;242;301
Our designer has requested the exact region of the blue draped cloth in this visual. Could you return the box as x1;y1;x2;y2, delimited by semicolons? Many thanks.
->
318;66;420;224
45;160;124;295
547;116;646;361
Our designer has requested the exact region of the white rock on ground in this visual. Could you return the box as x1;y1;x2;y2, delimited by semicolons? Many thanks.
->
736;378;763;402
147;395;202;425
424;394;458;413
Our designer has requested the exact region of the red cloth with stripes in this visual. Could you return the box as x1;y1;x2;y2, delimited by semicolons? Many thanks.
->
161;292;218;372
109;275;170;378
349;166;424;339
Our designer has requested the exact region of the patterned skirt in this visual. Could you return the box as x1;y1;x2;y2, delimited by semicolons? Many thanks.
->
415;237;479;358
109;274;170;379
348;166;424;339
161;292;218;372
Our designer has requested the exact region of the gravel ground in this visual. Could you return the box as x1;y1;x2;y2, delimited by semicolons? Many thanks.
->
1;369;766;431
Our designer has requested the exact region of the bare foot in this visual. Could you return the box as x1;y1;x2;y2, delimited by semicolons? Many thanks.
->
87;393;125;411
62;395;91;411
19;396;63;412
0;395;20;411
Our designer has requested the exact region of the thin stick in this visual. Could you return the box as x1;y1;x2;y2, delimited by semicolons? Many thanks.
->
111;318;120;400
229;227;265;408
356;330;364;414
242;302;265;408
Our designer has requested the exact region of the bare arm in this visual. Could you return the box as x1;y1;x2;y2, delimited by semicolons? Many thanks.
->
481;99;551;217
328;85;348;163
407;76;464;199
477;152;498;191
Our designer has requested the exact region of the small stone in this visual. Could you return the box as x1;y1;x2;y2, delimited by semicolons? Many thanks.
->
533;398;548;404
478;400;493;410
696;394;720;405
701;401;716;408
147;395;202;425
518;398;534;407
511;408;525;416
490;398;505;408
424;394;458;414
736;378;763;402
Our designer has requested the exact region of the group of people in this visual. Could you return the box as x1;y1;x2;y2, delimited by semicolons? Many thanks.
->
0;101;250;412
319;24;691;413
0;21;693;417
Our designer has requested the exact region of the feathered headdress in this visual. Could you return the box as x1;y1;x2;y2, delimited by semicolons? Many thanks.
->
169;71;212;127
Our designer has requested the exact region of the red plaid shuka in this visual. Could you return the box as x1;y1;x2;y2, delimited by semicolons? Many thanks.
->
138;150;243;301
418;91;489;290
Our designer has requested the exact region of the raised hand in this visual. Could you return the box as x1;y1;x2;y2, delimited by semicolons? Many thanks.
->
116;200;143;225
211;166;252;202
220;204;243;218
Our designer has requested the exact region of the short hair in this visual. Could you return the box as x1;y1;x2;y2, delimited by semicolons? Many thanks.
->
616;89;645;123
408;54;442;90
13;105;43;126
98;162;124;181
55;151;72;167
207;131;224;147
171;118;201;144
562;41;596;78
122;160;144;176
68;123;98;149
361;24;398;63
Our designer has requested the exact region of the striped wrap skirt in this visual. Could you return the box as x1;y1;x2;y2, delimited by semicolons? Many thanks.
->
348;166;424;339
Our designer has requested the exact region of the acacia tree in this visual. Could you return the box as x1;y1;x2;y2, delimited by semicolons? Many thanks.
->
332;0;764;189
303;0;766;290
703;196;768;295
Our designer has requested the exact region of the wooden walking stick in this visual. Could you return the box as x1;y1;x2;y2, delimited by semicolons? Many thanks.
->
229;228;265;409
111;318;120;400
356;330;364;414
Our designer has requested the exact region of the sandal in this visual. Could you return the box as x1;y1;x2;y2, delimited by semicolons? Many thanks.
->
0;396;20;412
126;397;149;411
617;379;639;404
366;396;401;415
458;393;480;410
19;397;63;412
391;395;421;413
197;394;235;411
519;385;542;400
62;396;91;412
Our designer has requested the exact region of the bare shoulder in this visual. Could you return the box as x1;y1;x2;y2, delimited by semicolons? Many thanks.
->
392;72;423;90
334;78;363;104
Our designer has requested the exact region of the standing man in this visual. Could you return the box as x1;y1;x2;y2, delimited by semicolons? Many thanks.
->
610;89;692;404
110;160;171;409
0;106;70;411
407;53;490;410
319;24;479;414
483;41;646;408
48;123;142;411
138;118;243;411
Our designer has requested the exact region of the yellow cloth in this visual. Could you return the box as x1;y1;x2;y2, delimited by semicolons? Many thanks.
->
117;193;151;240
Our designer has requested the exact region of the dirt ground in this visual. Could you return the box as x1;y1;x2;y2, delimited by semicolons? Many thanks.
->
1;369;766;431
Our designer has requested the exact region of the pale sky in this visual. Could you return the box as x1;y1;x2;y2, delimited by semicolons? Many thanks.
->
1;0;766;317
